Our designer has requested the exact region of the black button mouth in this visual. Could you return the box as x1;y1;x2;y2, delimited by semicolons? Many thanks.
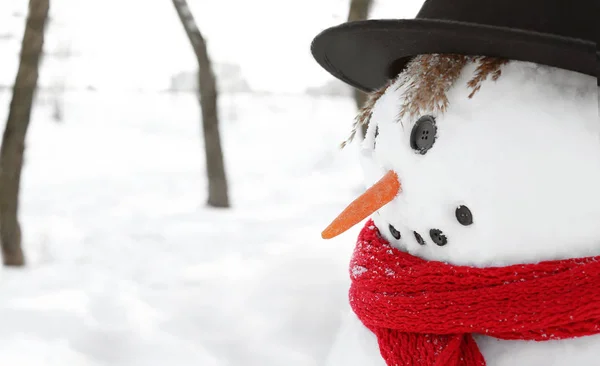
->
414;231;426;245
429;229;448;246
389;224;401;240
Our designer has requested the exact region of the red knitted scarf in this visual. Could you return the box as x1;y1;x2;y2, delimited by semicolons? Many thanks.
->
349;220;600;366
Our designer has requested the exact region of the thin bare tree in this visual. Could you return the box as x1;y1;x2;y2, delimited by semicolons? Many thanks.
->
172;0;230;208
347;0;373;137
0;0;50;266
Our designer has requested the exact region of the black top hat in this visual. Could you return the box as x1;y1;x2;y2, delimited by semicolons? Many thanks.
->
311;0;598;92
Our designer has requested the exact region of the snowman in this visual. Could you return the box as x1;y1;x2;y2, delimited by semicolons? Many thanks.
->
311;0;599;365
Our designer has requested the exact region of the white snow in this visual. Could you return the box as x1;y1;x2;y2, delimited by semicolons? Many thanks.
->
0;90;367;366
330;59;600;365
14;1;599;365
325;311;385;366
364;60;600;267
3;0;427;361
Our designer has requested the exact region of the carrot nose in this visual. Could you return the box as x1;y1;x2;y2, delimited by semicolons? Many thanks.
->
322;171;401;239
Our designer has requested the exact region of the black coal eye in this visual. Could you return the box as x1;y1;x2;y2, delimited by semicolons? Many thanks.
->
455;205;473;226
410;115;437;154
388;224;401;240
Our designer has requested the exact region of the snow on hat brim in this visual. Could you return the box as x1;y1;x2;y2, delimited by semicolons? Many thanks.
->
311;16;596;93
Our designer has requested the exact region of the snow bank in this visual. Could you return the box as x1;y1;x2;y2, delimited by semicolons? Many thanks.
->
0;92;363;365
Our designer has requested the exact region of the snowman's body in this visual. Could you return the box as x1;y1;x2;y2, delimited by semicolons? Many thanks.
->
327;309;600;365
325;59;600;365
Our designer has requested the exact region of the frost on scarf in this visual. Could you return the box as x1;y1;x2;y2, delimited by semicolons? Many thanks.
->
349;220;600;366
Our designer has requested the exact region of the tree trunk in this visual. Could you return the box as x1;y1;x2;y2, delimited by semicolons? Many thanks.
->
347;0;372;138
0;0;49;266
171;0;230;208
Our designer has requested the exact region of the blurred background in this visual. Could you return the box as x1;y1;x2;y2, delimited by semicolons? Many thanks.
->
0;0;421;364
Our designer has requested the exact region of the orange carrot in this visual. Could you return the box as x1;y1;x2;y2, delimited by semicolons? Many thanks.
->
322;171;401;239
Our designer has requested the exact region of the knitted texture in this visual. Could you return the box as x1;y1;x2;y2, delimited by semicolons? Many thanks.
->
349;220;600;366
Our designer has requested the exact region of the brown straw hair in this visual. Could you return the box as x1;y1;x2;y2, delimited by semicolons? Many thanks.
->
341;54;509;147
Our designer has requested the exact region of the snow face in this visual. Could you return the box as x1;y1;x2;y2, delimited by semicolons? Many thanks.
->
360;61;600;267
326;61;600;366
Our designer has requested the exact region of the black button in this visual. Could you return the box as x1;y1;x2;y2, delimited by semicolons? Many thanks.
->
410;115;437;154
455;205;473;226
429;229;447;246
389;224;401;240
414;231;426;245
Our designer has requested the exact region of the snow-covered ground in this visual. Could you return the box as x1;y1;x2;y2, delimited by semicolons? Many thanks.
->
0;90;367;365
0;0;425;364
0;89;372;366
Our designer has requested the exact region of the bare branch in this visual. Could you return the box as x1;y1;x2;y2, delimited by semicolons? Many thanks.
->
171;0;230;208
1;0;50;266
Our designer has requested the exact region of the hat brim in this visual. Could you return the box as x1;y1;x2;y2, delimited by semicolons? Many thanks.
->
311;19;597;92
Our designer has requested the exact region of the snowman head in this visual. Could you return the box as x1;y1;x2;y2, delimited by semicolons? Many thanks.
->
325;54;600;267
